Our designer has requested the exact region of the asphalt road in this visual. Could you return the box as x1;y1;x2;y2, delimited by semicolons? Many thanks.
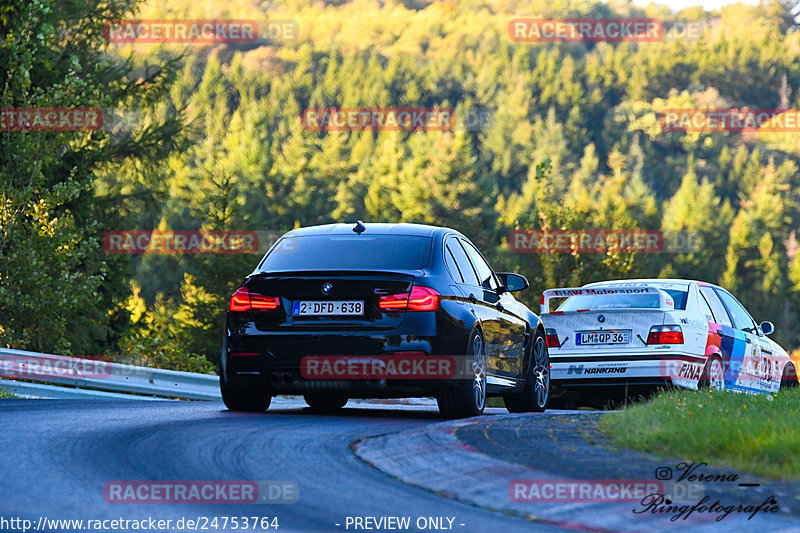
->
455;413;800;530
0;398;564;533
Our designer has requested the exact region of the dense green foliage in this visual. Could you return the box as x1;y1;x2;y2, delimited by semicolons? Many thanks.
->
4;0;800;370
0;0;184;356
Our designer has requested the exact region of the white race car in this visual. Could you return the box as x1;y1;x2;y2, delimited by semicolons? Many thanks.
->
541;279;797;408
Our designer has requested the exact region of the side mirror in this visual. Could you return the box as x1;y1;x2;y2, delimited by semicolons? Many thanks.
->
497;272;529;293
760;321;774;336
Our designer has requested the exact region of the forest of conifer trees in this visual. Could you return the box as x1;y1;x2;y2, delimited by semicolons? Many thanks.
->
3;0;800;371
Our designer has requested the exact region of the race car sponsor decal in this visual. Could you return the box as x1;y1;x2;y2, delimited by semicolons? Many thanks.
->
545;286;656;298
703;322;779;392
749;345;781;392
656;358;705;387
683;317;707;329
677;361;702;380
565;362;628;376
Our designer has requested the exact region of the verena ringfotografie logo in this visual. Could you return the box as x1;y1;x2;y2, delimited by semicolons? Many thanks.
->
640;463;777;521
508;230;702;254
300;108;455;132
105;481;298;504
1;108;103;131
509;18;663;42
1;354;111;380
661;108;800;133
103;230;283;254
510;479;663;502
104;19;297;44
301;355;458;380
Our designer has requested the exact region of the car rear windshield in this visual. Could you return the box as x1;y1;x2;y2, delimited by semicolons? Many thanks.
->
556;288;689;311
661;289;688;310
558;293;662;311
257;235;432;271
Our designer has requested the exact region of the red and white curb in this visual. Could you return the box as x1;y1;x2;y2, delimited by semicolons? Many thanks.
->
352;414;798;532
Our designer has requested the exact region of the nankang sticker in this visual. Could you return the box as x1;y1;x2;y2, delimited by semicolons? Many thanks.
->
584;366;627;375
567;363;628;375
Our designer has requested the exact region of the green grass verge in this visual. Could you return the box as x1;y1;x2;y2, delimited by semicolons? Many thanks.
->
0;388;19;399
599;388;800;480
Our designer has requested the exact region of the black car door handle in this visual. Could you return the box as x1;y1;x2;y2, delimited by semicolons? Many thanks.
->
495;302;504;311
468;294;478;303
746;337;752;344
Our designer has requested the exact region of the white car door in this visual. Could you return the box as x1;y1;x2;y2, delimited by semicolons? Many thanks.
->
716;289;776;392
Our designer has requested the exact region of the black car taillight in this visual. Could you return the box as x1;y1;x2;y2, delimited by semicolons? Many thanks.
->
379;286;440;312
647;325;683;344
545;328;560;348
229;287;280;312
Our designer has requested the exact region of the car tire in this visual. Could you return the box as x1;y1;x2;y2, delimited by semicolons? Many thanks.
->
437;329;487;419
780;364;798;390
220;374;272;412
304;393;348;413
504;330;549;413
698;357;725;391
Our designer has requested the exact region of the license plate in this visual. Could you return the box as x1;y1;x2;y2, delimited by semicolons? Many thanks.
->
576;330;631;345
292;300;364;316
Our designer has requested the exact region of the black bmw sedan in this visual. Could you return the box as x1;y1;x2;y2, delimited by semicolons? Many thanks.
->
220;222;549;418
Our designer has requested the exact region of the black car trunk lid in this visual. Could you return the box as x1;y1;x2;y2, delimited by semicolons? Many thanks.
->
244;271;416;330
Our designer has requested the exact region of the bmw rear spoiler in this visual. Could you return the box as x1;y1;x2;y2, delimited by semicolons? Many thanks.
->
540;284;675;315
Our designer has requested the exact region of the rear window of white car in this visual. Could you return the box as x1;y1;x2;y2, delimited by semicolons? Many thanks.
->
558;293;661;311
556;288;688;311
662;289;688;310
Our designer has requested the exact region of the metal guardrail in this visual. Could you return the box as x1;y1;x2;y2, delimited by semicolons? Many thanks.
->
0;348;221;400
0;380;166;400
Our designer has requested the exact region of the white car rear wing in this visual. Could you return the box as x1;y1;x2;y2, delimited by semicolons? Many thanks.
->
540;284;674;315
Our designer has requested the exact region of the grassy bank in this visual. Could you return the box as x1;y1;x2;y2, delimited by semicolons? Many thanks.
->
0;388;19;399
599;388;800;479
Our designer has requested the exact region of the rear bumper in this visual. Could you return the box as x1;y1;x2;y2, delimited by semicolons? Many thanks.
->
550;351;709;392
222;314;470;397
231;374;459;398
